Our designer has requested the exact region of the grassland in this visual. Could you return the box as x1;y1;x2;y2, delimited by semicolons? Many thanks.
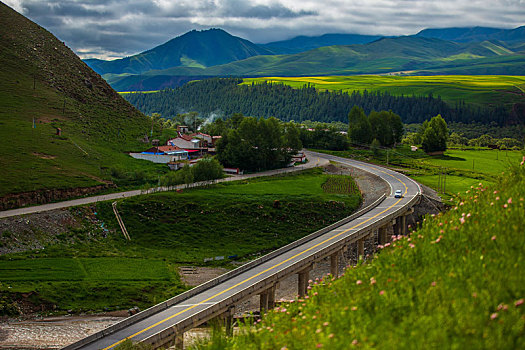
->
0;169;362;314
194;160;525;350
318;147;523;199
242;75;525;108
0;3;167;199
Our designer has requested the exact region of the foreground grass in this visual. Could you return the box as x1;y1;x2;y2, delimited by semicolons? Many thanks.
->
195;163;525;349
243;75;525;108
319;147;523;199
0;169;362;313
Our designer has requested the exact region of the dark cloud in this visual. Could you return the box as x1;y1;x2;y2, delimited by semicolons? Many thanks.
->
3;0;524;59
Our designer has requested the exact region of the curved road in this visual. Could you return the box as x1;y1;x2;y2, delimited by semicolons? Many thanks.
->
64;151;421;350
0;155;327;219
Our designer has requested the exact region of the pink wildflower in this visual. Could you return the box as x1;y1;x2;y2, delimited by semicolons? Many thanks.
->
356;280;362;285
431;281;436;287
328;333;334;339
316;328;322;334
491;235;496;241
490;313;498;320
370;277;376;285
459;217;465;224
379;290;385;295
515;299;524;307
323;322;329;326
507;198;512;204
316;343;323;348
472;292;478;298
493;190;499;194
503;204;508;208
409;243;415;248
496;196;500;201
352;339;359;345
351;306;358;311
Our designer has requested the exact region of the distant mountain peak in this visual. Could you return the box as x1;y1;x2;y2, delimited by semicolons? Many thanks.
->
85;28;272;75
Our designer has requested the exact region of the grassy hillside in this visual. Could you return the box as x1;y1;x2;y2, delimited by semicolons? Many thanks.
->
0;169;361;313
243;75;525;109
195;162;525;349
0;3;164;201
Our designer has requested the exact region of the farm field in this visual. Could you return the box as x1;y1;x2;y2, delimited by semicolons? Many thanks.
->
0;169;361;314
242;75;525;108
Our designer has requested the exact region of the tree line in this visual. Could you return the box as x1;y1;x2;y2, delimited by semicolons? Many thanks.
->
123;78;516;126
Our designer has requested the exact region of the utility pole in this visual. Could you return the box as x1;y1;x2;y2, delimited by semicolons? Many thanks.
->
443;169;446;194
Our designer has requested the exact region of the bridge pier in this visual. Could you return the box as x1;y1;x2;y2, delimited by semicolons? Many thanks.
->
260;285;276;313
330;251;341;277
174;334;184;350
224;306;235;336
298;266;312;297
357;238;365;260
378;225;388;245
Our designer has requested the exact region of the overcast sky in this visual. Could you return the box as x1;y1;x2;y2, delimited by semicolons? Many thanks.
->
5;0;525;60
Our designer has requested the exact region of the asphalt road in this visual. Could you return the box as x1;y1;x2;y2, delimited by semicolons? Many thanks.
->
65;152;421;350
0;154;328;219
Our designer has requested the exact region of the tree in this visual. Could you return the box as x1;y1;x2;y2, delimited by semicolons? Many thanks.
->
192;157;223;182
421;114;448;153
348;106;372;145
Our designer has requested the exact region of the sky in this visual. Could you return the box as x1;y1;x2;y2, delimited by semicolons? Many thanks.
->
5;0;525;60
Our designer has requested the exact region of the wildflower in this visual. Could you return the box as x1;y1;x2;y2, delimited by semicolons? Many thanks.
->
472;292;478;298
409;243;415;248
352;339;359;345
459;217;465;224
466;213;471;218
439;222;443;226
281;308;287;313
503;204;508;208
431;281;436;287
379;290;385;295
328;334;334;339
515;299;524;307
281;347;288;350
496;196;500;201
491;236;496;241
490;202;494;206
316;328;322;334
316;343;323;348
460;202;464;206
312;315;317;320
351;306;358;311
323;322;329;326
356;280;362;285
490;313;498;320
313;292;318;296
370;277;376;285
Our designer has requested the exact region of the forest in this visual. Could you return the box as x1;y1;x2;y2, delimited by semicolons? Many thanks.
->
123;78;517;126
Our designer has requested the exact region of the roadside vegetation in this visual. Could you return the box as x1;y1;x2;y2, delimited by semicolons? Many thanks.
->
0;169;361;315
193;160;525;350
319;146;522;200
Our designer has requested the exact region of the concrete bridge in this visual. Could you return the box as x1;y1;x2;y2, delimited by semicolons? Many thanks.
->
63;152;421;350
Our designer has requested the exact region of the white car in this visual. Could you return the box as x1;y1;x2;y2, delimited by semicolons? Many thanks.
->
394;190;403;198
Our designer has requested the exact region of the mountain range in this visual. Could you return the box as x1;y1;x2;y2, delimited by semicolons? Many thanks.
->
83;27;525;92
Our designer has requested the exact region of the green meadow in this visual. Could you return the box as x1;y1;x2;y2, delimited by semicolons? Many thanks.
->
0;169;361;314
242;75;525;108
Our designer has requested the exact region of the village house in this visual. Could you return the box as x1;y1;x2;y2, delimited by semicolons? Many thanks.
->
129;145;189;167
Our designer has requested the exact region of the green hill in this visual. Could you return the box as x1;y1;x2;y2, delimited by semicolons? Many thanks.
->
416;26;525;43
107;36;525;91
85;29;273;75
0;2;162;207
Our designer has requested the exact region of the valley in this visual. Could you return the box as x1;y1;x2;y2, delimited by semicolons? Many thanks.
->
0;1;523;349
